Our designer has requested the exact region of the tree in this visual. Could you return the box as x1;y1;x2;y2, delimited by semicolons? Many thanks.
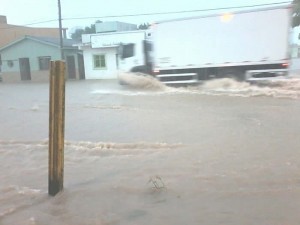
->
293;0;300;27
71;28;84;41
84;24;96;34
138;23;150;30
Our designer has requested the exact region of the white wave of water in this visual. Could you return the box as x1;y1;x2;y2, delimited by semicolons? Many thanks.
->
91;73;169;96
197;78;300;99
30;103;40;111
0;140;181;150
0;185;43;219
83;104;138;111
99;73;300;99
65;141;182;151
118;72;167;91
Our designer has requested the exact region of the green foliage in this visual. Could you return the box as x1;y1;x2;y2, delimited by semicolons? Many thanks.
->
71;29;84;41
138;23;150;30
84;24;95;34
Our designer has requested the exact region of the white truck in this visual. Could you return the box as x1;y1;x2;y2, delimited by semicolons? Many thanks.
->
121;5;292;84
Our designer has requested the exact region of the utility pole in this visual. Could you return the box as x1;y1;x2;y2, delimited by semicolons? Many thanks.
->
58;0;64;60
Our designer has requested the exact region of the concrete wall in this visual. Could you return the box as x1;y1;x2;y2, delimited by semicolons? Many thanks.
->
289;58;300;77
1;70;50;82
95;21;137;33
0;16;66;48
31;71;50;82
82;31;146;80
0;38;81;82
1;39;61;70
1;72;20;82
83;47;119;79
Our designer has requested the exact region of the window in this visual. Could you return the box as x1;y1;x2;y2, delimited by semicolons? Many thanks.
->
7;60;14;68
93;55;106;69
120;43;135;59
38;56;51;70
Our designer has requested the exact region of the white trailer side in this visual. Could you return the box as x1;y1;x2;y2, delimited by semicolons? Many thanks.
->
152;5;291;83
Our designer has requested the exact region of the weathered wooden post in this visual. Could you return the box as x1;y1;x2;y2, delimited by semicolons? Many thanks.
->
49;60;65;196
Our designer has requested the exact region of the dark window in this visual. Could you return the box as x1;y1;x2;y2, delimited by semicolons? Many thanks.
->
7;60;14;68
38;56;51;70
120;43;135;59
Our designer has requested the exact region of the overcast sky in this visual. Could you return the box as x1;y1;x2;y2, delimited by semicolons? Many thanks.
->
1;0;291;28
1;0;296;41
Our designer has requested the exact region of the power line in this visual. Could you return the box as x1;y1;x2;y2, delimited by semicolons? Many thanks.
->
0;19;58;30
63;1;292;21
0;1;292;30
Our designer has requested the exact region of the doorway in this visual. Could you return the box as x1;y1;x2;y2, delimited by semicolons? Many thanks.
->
77;53;85;79
19;58;31;80
66;55;76;79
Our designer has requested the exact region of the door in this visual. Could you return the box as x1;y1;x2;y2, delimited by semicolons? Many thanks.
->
66;55;76;79
19;58;31;80
77;53;85;79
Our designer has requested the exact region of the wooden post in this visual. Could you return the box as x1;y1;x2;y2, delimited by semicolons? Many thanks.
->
49;60;65;196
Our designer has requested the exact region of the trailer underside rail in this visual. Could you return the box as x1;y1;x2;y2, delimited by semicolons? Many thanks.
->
156;73;199;84
245;69;288;81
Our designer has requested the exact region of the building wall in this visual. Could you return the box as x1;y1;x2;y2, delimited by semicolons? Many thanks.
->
0;38;81;82
0;16;66;48
290;45;299;58
1;72;20;82
1;70;50;82
95;21;137;33
31;71;50;82
82;31;146;79
83;47;119;79
289;58;300;77
1;39;61;71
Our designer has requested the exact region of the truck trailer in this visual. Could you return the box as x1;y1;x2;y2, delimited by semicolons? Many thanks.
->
120;4;292;84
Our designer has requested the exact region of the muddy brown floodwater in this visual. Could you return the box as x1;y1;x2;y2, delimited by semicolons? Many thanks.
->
1;76;300;225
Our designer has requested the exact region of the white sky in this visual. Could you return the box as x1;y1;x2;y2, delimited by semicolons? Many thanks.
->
1;0;296;39
1;0;291;26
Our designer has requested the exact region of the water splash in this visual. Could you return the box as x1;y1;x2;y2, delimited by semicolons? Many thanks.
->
65;141;182;151
166;78;300;99
94;74;300;99
196;78;300;99
30;103;39;111
118;72;168;91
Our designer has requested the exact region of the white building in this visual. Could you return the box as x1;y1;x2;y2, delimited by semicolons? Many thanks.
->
78;22;147;80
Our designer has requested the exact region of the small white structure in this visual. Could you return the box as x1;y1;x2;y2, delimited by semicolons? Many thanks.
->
95;21;137;33
79;28;147;80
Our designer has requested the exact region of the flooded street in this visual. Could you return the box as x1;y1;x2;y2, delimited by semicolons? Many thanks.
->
1;76;300;225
